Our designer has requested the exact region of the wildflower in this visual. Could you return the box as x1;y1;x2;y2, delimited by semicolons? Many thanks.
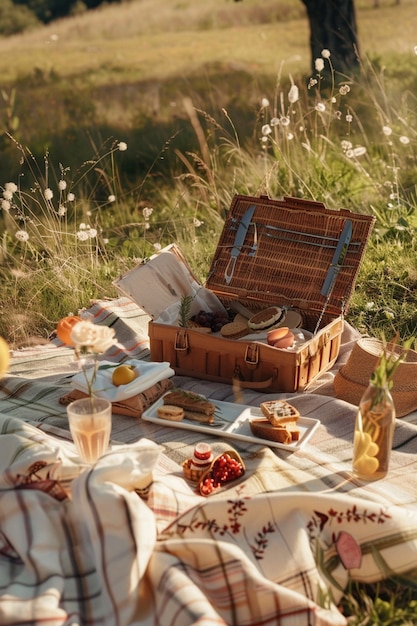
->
341;140;353;152
346;114;353;123
193;218;203;227
2;190;13;201
339;84;350;96
365;302;375;310
270;117;280;126
399;136;410;144
288;84;299;104
308;78;318;88
79;223;87;230
143;207;153;219
315;58;324;72
67;192;75;202
87;228;97;238
103;238;109;244
261;136;269;144
321;49;331;59
1;199;10;211
280;116;290;127
118;142;128;151
77;230;89;241
108;195;116;203
153;243;162;252
286;133;294;140
15;230;29;242
58;205;67;216
335;111;342;119
5;182;17;193
44;188;53;200
354;147;367;157
383;309;395;320
315;102;326;112
261;124;272;136
67;319;117;399
58;180;67;191
382;126;393;136
261;98;270;108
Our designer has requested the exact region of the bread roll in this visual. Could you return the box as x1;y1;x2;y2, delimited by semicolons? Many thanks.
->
250;418;300;444
157;404;184;421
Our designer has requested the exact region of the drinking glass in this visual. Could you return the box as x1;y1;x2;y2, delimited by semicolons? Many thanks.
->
66;397;112;464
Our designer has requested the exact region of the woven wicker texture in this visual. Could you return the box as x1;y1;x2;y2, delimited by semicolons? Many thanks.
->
207;195;375;327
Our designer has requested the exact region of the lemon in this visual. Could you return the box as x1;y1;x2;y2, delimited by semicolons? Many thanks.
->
0;336;10;378
112;364;136;386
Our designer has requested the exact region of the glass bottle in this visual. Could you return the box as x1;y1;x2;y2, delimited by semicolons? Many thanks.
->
352;382;396;481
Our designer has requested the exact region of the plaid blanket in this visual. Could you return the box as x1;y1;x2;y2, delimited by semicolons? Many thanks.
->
1;297;417;625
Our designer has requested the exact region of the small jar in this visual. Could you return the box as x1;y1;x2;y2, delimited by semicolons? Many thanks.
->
190;442;213;472
352;382;396;481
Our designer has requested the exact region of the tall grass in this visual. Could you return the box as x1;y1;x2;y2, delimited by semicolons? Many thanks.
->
1;45;417;347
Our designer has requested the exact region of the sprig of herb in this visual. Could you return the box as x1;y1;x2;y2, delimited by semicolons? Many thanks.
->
371;333;414;389
178;294;194;328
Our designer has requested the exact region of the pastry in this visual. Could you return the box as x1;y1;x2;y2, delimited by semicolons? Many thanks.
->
163;389;216;424
260;399;300;425
247;306;284;331
220;314;249;339
249;419;300;444
266;326;295;348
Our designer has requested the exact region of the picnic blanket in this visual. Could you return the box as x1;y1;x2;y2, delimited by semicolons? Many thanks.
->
1;297;417;626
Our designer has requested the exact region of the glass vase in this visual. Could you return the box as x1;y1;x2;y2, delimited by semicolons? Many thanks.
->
352;382;396;481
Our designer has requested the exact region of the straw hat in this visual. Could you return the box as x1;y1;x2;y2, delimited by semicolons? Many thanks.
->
334;337;417;417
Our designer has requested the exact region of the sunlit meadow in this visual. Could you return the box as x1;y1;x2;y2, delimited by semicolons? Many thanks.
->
1;45;417;350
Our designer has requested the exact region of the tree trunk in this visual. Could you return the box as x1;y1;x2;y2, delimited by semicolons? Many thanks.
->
301;0;360;80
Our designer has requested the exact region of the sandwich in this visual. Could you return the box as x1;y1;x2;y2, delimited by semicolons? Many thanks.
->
163;389;216;424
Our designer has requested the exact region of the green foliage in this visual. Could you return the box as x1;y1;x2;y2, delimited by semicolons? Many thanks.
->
0;0;40;36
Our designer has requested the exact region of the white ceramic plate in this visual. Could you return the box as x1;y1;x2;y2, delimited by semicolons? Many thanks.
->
142;395;320;451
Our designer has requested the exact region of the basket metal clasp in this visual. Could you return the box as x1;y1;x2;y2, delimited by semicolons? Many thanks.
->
244;343;259;370
174;329;189;352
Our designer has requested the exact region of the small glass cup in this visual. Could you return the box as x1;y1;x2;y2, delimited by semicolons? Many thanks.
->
66;397;112;464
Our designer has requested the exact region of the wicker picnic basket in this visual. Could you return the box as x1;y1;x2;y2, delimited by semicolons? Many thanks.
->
115;194;375;392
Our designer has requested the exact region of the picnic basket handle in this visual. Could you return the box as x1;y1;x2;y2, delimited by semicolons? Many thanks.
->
232;375;276;390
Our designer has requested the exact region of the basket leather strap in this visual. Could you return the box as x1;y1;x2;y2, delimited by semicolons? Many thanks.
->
232;375;276;390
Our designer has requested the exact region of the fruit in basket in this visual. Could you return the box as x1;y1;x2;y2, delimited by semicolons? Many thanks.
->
112;364;137;386
199;451;245;496
56;315;83;346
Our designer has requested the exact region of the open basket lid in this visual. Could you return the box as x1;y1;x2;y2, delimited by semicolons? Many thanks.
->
113;244;226;322
206;194;375;317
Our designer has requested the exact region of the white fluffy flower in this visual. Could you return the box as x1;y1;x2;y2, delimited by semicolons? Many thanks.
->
58;180;67;191
382;125;393;136
15;230;29;242
70;320;116;355
5;182;17;193
315;58;324;72
321;49;331;59
118;142;128;151
67;192;75;202
44;188;53;200
261;98;270;108
108;195;116;203
288;84;299;104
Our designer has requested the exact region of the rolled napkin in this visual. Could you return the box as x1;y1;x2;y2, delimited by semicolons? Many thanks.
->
59;378;174;419
71;359;175;402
